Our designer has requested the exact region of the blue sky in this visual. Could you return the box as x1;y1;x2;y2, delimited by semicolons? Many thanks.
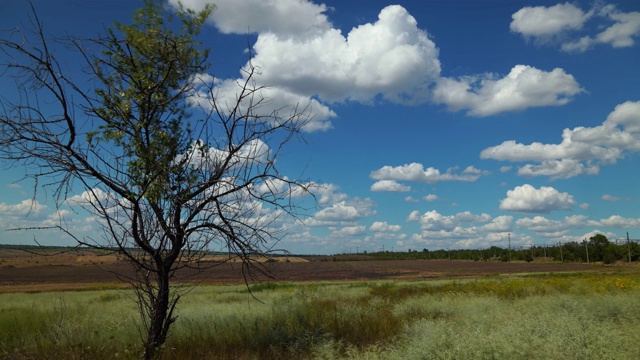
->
1;0;639;254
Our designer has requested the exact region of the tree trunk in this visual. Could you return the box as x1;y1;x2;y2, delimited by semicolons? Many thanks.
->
143;265;177;360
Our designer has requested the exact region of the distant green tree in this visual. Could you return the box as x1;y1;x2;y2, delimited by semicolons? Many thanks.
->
603;244;617;265
524;253;534;263
590;234;610;246
630;242;640;261
590;234;610;262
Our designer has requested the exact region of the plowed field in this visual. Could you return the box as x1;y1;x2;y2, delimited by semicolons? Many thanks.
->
0;249;602;293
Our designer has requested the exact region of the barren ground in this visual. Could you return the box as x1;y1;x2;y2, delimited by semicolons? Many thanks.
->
0;248;605;293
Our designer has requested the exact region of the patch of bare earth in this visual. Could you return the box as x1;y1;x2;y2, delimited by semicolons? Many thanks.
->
0;249;608;293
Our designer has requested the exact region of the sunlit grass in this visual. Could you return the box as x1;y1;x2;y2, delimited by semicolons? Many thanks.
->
0;290;140;359
2;271;640;359
319;292;640;360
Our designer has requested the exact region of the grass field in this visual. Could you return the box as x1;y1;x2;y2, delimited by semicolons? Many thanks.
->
2;268;640;359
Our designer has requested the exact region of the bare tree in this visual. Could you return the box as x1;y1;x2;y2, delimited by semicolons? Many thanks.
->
0;1;310;358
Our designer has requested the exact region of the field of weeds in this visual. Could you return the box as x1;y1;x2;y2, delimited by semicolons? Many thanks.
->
2;270;640;359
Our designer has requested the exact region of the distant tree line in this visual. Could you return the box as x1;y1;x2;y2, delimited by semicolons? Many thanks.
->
353;234;640;264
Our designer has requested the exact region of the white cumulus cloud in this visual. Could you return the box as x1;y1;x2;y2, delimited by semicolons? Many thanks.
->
186;73;335;133
306;197;376;227
313;201;360;222
331;225;366;237
370;163;488;184
169;0;331;38
186;138;271;170
595;8;640;48
370;180;411;192
511;2;640;52
424;194;438;202
517;159;599;179
482;216;514;232
516;215;586;236
314;183;348;206
433;65;583;117
0;199;48;219
587;215;640;228
247;5;441;104
481;101;640;179
500;184;576;213
510;3;591;38
405;210;513;249
408;210;492;231
173;1;585;127
369;221;401;232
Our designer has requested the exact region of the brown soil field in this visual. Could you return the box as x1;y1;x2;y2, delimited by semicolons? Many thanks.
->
0;248;607;293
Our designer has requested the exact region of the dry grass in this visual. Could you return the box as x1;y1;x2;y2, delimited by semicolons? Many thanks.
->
3;271;640;359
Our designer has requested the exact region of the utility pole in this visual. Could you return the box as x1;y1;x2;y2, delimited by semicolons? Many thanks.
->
508;233;511;261
559;241;563;262
628;232;632;263
584;238;589;263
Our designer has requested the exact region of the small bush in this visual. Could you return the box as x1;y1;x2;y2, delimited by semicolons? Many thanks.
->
98;291;121;302
250;282;292;292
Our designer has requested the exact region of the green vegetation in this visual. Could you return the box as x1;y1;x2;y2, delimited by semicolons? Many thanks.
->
2;270;640;359
349;233;640;264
